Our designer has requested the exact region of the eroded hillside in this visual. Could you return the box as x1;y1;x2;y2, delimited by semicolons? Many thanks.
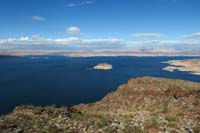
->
0;77;200;133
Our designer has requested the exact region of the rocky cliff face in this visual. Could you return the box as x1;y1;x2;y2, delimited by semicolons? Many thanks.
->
0;77;200;133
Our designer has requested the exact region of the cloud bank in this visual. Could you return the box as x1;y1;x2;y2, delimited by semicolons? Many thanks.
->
182;33;200;39
0;37;123;45
131;33;161;38
0;36;200;51
0;37;125;50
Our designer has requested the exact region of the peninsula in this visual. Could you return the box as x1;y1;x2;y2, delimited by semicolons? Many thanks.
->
163;59;200;75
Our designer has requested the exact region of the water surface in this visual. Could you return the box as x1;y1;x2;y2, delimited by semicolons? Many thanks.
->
0;56;199;114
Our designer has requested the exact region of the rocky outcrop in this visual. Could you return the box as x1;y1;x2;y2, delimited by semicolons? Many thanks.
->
0;77;200;133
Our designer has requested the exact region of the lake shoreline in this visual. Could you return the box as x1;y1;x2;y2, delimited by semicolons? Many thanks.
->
163;59;200;75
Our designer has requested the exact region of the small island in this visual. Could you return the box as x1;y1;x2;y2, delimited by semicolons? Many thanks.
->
163;59;200;75
93;63;112;70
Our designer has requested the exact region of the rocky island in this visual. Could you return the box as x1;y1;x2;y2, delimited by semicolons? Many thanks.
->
0;77;200;133
163;59;200;75
93;63;112;70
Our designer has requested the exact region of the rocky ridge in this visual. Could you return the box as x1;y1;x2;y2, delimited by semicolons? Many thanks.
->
0;77;200;133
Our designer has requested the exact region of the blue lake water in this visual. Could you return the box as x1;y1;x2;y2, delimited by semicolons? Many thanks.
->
0;56;200;114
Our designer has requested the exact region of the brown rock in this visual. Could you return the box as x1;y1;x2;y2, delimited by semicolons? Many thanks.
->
166;127;177;132
148;127;159;133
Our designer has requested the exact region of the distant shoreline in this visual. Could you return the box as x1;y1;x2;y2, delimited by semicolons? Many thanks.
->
0;55;21;58
163;59;200;75
1;54;200;58
1;50;200;57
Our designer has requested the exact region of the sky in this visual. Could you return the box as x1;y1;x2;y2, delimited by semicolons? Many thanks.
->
0;0;200;51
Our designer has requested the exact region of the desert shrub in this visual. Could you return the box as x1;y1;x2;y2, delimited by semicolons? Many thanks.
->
95;115;111;128
167;122;177;127
105;127;117;132
123;126;147;133
150;117;159;126
165;115;177;122
193;127;200;133
162;102;170;113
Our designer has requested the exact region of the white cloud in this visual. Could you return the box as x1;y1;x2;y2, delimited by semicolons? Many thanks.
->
32;16;45;22
20;37;29;41
81;1;94;5
66;26;81;34
131;33;161;38
65;3;77;7
181;33;200;39
65;1;94;7
54;37;81;44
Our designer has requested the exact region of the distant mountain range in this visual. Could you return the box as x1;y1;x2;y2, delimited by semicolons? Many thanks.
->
1;49;200;57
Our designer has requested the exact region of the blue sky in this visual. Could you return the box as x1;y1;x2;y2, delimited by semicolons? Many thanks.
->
0;0;200;51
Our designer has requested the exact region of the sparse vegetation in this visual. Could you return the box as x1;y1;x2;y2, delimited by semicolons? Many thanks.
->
165;115;177;122
95;115;111;128
193;127;200;133
123;126;147;133
162;101;170;113
0;77;200;132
